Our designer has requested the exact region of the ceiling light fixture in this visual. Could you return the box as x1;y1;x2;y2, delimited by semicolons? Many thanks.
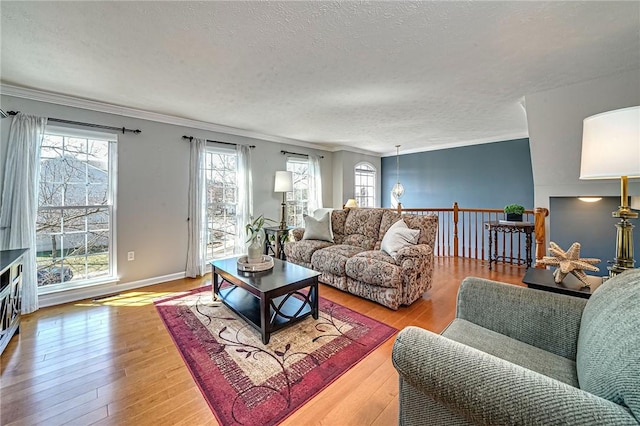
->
391;145;405;207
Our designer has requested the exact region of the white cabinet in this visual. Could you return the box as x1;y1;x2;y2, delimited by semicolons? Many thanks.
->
0;249;26;355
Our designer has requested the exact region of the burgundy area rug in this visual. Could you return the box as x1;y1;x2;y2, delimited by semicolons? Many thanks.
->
154;286;397;426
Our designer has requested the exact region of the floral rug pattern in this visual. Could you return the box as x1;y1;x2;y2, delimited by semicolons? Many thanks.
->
154;285;396;426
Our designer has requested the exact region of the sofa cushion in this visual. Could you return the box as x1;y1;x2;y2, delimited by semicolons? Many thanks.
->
311;244;366;276
345;251;402;289
404;214;438;247
443;319;579;388
330;209;348;245
302;212;333;242
285;239;333;264
577;268;640;419
380;219;419;259
342;209;384;250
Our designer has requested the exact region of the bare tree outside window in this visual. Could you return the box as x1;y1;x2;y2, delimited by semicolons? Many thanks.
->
204;149;238;259
355;163;376;207
286;158;309;228
36;133;115;289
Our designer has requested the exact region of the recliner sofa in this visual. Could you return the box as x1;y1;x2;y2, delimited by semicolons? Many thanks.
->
284;208;438;310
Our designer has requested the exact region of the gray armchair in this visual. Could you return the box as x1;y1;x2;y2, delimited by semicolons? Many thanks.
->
392;270;640;425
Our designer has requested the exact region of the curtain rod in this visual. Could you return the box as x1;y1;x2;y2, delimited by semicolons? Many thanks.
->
7;111;141;134
182;135;255;149
281;150;324;159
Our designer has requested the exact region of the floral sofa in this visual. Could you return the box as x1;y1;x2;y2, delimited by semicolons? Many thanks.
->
284;208;438;310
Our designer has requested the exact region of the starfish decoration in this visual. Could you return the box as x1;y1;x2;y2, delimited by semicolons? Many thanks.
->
536;241;600;287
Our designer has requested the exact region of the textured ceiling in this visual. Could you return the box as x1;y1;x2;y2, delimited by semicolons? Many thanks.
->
1;1;639;155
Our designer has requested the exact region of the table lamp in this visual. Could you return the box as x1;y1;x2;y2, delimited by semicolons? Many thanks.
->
274;171;293;229
344;199;359;209
580;105;640;276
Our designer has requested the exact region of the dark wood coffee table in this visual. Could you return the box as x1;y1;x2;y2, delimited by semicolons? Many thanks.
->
211;256;321;344
522;268;605;299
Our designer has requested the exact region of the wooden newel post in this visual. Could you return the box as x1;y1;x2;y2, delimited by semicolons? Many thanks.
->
534;207;549;268
453;202;459;258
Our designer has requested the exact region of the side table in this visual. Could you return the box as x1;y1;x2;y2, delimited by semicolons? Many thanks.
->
484;221;534;270
264;226;294;260
522;268;605;299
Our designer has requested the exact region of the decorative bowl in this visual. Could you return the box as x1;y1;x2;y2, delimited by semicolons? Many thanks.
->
237;255;274;272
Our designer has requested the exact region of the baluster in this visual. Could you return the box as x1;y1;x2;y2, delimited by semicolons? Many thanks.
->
453;202;459;258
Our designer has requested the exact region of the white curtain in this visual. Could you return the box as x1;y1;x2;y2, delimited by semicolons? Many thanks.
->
185;138;207;278
308;154;323;213
235;144;253;254
0;113;48;314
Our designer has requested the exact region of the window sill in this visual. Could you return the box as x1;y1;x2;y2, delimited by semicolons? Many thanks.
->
38;276;120;296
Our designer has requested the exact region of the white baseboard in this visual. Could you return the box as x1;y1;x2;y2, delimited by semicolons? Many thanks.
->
38;271;187;308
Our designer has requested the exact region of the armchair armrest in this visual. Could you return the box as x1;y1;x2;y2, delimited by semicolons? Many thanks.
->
393;327;637;426
395;243;433;266
457;277;587;360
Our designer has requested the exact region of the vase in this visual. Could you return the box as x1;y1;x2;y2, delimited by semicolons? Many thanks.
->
506;213;523;222
247;230;264;264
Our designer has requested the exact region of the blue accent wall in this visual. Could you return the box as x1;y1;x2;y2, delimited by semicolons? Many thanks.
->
381;138;534;210
549;196;640;274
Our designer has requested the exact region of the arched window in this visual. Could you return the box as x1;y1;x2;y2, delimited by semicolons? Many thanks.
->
354;162;376;207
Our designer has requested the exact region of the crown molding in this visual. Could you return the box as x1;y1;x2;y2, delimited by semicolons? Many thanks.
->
379;132;530;157
0;83;337;152
328;145;382;157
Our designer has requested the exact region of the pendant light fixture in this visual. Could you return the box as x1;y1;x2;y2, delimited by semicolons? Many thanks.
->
391;144;405;206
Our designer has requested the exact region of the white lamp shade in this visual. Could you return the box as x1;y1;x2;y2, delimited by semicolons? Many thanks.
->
580;106;640;179
344;199;359;208
274;171;293;192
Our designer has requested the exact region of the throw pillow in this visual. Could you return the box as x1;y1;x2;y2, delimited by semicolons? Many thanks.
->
302;212;333;242
312;208;334;240
381;219;419;259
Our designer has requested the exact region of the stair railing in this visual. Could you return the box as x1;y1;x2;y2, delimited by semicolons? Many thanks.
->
396;202;549;266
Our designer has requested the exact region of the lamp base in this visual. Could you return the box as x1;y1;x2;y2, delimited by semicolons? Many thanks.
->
608;213;636;277
279;193;287;230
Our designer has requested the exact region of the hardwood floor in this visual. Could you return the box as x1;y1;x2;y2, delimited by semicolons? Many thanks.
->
1;258;526;425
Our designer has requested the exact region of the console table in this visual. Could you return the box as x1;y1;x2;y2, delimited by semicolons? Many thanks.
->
1;248;27;355
484;221;534;270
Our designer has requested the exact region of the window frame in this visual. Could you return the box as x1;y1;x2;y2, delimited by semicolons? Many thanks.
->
286;157;309;228
204;144;239;261
354;162;377;208
36;126;118;294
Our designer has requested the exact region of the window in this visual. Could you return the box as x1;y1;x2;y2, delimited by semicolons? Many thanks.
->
36;127;117;292
355;163;376;207
204;147;238;260
286;158;309;228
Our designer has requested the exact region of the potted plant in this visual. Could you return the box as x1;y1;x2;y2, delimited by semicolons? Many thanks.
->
504;204;525;222
245;215;275;263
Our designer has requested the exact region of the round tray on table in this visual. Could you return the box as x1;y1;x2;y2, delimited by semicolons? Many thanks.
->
237;255;274;272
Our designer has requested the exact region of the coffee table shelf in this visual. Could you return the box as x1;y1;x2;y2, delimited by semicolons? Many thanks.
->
218;285;313;332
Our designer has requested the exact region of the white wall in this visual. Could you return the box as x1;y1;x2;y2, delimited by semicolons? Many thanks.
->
331;150;381;208
0;95;332;300
526;69;640;210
